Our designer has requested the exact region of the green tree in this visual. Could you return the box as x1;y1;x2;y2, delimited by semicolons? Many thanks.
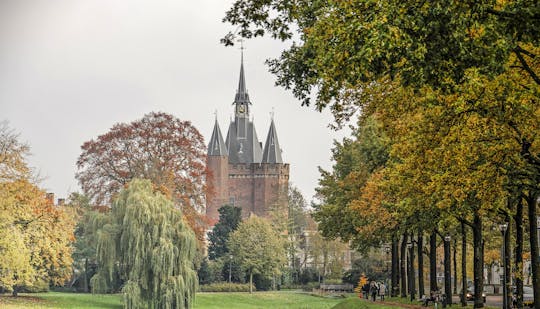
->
91;179;197;309
70;193;102;292
228;216;287;293
207;205;242;260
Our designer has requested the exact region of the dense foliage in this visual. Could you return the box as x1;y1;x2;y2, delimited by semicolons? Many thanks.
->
228;216;287;293
91;179;197;309
76;112;209;243
207;205;242;260
0;122;75;295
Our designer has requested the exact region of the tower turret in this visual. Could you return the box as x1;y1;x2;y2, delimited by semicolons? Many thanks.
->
262;118;283;163
206;119;229;221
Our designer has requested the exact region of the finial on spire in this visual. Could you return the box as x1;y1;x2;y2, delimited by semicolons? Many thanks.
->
214;109;218;121
270;107;275;120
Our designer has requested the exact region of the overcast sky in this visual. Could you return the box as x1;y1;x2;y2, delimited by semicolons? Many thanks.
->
0;0;349;202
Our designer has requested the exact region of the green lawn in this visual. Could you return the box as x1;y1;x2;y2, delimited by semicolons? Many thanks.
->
194;291;345;309
0;292;122;309
0;291;409;309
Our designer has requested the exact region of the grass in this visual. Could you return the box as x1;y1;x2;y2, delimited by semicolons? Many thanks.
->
330;297;403;309
0;291;426;309
0;292;122;309
194;290;346;309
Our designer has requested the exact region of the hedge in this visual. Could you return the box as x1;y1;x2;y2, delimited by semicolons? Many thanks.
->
199;282;256;292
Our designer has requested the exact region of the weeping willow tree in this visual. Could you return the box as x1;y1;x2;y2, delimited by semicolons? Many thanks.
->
91;179;197;309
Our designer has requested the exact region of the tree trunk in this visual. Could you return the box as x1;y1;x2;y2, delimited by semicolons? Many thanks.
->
453;238;458;295
418;231;425;298
461;221;467;307
410;239;416;300
472;211;484;308
526;192;540;307
503;213;511;309
12;286;19;297
83;258;89;293
443;234;452;306
392;234;400;297
514;197;524;309
249;271;253;294
401;232;408;298
430;230;437;293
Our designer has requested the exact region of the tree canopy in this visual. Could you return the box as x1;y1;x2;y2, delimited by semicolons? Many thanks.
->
228;216;287;293
207;205;242;260
0;122;75;295
223;0;540;123
76;112;209;243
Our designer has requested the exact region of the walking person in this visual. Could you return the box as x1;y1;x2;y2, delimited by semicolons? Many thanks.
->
370;281;379;301
379;282;386;301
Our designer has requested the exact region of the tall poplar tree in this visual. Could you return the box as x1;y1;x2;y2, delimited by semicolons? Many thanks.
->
91;179;197;309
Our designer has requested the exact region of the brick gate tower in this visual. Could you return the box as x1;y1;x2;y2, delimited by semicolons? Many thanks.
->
206;53;289;222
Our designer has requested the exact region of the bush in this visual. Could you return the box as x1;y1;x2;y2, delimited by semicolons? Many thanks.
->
19;280;50;293
302;281;320;291
199;282;255;292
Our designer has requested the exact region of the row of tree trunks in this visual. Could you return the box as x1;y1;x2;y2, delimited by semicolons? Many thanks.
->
387;195;538;309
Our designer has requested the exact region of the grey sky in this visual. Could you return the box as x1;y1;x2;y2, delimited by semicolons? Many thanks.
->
0;0;348;202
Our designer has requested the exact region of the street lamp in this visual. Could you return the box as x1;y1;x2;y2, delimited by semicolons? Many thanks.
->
444;235;451;307
385;245;391;297
500;223;509;309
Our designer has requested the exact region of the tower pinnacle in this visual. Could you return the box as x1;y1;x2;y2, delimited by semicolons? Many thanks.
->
234;45;251;115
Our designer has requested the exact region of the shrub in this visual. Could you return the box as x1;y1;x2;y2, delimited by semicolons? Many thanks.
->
19;280;50;293
199;282;255;292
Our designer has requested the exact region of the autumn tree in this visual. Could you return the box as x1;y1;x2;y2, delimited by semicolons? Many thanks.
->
76;112;209;243
223;0;540;121
0;123;75;295
314;114;393;251
91;179;197;309
228;216;287;293
0;121;30;181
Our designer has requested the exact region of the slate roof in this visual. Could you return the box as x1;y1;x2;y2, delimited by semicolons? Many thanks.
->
262;119;283;163
207;119;228;156
226;119;263;164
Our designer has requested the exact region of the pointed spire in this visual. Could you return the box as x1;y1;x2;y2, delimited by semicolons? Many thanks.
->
208;118;228;156
234;46;251;106
262;119;283;163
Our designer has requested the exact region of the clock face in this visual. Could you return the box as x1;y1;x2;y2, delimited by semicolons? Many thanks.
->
238;105;245;113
